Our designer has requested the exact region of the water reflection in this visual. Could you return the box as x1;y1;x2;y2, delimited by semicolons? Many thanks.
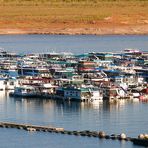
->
0;91;148;137
0;91;143;115
10;97;104;114
0;91;145;114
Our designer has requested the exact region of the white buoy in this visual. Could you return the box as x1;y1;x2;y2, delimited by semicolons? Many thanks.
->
27;127;36;132
120;133;127;139
98;131;106;138
138;134;144;139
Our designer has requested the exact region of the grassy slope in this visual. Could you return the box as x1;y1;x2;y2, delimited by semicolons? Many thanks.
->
0;0;148;33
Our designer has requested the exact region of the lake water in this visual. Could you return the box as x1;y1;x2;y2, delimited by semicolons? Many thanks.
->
0;35;147;148
0;35;147;54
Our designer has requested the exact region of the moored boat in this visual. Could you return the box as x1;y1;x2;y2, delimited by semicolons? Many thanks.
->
9;85;40;97
55;85;103;102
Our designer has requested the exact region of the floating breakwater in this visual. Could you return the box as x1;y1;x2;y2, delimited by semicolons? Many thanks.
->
0;122;64;132
0;122;142;145
0;122;148;146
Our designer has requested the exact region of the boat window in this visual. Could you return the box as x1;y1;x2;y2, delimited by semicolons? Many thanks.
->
131;89;139;93
27;89;31;92
4;81;7;85
76;92;78;96
18;89;21;92
110;90;117;95
10;82;14;85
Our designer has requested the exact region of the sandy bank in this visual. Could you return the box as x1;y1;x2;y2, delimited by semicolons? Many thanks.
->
0;25;148;35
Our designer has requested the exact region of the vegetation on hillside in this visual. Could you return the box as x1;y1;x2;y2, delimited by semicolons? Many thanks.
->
0;0;148;33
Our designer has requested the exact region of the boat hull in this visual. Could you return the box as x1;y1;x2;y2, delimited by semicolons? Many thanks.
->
9;92;40;98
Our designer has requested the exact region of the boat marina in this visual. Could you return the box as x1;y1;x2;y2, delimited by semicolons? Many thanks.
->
0;35;147;148
0;48;147;102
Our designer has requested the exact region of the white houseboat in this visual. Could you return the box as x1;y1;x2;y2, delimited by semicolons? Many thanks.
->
9;85;40;97
55;86;103;101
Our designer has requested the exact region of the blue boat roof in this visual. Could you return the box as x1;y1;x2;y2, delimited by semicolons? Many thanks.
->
103;69;120;73
95;67;104;71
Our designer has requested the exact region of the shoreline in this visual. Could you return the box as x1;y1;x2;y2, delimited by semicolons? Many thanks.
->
0;25;148;35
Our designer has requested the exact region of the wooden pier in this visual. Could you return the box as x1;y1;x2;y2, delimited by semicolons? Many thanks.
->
0;122;147;147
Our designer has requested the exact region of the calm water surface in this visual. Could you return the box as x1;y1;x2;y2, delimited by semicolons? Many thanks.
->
0;35;147;148
0;91;147;148
0;35;147;53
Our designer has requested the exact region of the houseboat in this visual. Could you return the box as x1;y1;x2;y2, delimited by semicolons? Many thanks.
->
102;85;128;101
9;85;40;97
55;85;103;101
